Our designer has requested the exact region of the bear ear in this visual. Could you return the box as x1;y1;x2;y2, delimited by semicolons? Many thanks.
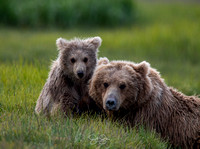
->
98;57;109;65
134;61;150;77
56;38;69;51
86;36;102;50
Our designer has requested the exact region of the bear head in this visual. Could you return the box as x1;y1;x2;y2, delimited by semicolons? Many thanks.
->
56;37;102;81
89;58;153;113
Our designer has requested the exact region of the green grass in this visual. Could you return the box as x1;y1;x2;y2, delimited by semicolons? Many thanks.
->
0;63;167;148
1;1;200;148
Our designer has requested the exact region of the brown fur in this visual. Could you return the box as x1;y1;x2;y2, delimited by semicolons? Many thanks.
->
89;58;200;148
35;37;102;116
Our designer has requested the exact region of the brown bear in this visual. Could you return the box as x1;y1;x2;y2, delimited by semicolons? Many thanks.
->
89;57;200;148
35;37;102;116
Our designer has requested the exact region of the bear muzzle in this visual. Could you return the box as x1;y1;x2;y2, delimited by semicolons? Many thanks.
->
106;97;117;111
77;70;84;79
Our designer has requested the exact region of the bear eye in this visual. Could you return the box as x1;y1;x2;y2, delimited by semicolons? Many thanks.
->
119;84;126;90
103;83;109;88
83;57;88;63
71;58;76;64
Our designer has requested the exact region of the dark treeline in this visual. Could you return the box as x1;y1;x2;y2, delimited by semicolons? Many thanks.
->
0;0;135;28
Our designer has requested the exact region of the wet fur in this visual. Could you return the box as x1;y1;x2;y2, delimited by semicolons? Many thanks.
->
35;37;102;116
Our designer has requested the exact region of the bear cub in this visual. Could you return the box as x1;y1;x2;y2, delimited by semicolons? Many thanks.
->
35;37;102;116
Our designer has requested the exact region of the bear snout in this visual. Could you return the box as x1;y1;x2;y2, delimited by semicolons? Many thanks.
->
106;98;117;111
77;70;84;79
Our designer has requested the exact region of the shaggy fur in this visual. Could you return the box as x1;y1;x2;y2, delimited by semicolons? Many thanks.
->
89;58;200;148
35;37;102;116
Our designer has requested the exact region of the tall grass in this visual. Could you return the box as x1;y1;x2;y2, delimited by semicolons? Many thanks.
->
0;0;135;28
0;63;168;148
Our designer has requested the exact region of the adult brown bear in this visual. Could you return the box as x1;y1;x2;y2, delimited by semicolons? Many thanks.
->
89;57;200;148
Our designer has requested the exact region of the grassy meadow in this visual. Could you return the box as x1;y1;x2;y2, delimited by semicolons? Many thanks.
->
1;1;200;148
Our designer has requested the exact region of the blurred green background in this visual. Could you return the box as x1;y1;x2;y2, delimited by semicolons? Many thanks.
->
0;0;200;148
0;0;135;27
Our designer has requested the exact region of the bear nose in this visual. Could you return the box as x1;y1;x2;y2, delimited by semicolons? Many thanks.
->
77;71;84;78
106;98;116;111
